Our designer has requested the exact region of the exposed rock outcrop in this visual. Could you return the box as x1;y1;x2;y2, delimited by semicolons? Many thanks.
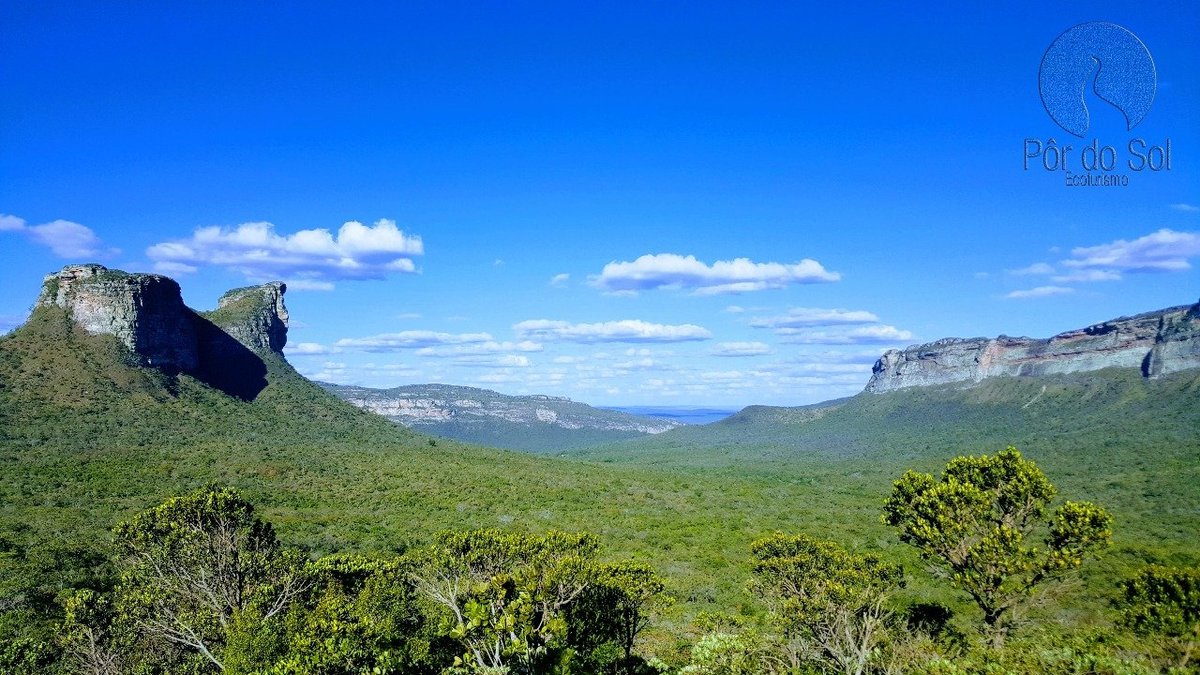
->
34;264;289;399
865;300;1200;393
204;283;289;353
37;264;200;371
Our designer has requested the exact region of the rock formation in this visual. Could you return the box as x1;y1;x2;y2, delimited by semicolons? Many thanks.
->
865;299;1200;393
37;264;201;370
205;283;289;353
35;264;288;397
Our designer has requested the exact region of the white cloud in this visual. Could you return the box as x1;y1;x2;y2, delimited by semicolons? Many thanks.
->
285;279;336;291
1005;285;1075;299
724;305;746;313
750;307;879;329
1050;269;1121;283
1009;262;1055;276
1061;229;1200;273
549;273;570;287
414;340;543;357
1170;203;1199;213
777;324;914;345
335;331;493;352
712;341;773;357
146;218;423;286
0;214;120;258
513;319;713;343
153;261;199;275
285;342;342;356
591;253;840;295
451;354;532;368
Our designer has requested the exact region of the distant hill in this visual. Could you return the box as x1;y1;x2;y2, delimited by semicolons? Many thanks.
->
319;382;680;453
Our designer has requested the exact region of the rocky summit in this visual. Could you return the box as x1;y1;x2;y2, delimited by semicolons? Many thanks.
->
34;263;289;399
865;299;1200;393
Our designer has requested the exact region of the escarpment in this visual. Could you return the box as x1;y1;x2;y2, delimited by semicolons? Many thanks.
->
865;300;1200;393
34;264;288;399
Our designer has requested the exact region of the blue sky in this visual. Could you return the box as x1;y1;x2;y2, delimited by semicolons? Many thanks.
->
2;2;1197;406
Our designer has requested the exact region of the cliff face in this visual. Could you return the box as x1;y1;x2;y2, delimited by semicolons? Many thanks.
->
37;264;201;370
865;300;1200;393
204;283;289;354
35;264;288;394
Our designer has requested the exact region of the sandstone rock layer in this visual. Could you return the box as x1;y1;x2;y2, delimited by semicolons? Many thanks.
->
865;300;1200;393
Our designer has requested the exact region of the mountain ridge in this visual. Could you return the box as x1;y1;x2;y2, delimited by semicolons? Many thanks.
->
320;381;681;453
865;298;1200;393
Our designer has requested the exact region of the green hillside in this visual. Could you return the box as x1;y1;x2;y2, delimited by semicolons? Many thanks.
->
0;307;939;646
3;305;1199;670
573;369;1200;556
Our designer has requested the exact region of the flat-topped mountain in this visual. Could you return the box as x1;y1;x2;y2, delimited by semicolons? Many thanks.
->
33;263;289;399
866;299;1200;393
320;382;681;453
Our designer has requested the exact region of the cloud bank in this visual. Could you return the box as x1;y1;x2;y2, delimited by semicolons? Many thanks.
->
146;219;423;286
513;319;713;343
0;214;120;259
591;253;840;295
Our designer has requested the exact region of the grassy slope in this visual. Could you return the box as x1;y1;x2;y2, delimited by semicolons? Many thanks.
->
3;308;1197;644
0;308;919;634
570;369;1200;626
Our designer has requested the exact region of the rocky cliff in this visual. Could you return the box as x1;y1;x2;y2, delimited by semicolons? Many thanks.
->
865;299;1200;393
35;264;288;397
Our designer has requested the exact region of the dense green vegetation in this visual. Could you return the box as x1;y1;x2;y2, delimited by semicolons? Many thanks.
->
2;305;1199;672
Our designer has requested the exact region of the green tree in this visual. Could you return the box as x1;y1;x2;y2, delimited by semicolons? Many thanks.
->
412;529;599;674
246;553;448;675
110;484;311;671
749;533;904;675
1120;565;1200;669
882;447;1112;648
566;560;669;673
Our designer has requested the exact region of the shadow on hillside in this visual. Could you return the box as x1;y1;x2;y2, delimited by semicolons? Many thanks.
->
191;314;268;401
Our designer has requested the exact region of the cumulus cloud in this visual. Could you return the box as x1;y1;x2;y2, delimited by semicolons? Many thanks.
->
711;341;773;357
146;218;423;287
335;331;493;352
748;306;911;345
549;273;570;287
777;325;914;345
0;214;120;258
284;342;342;356
749;307;879;329
451;354;532;368
590;253;840;295
1061;229;1200;273
513;319;713;343
1005;285;1074;299
414;341;542;357
1050;269;1121;283
1009;262;1055;276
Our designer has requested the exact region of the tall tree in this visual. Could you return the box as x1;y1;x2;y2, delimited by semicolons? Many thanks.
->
112;485;310;671
749;533;903;675
412;529;597;674
883;447;1111;648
